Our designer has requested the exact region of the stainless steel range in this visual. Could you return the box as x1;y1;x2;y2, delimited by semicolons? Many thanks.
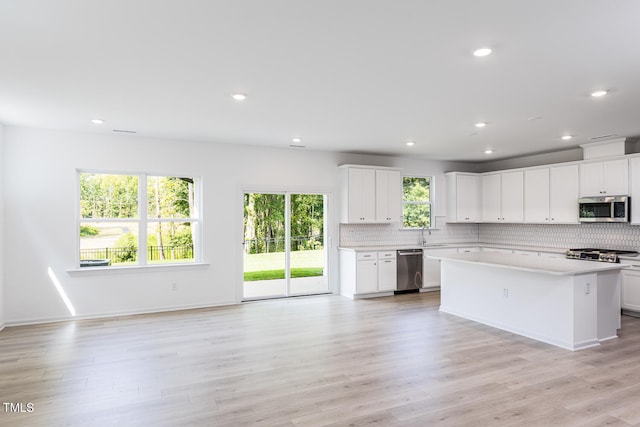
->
566;248;639;263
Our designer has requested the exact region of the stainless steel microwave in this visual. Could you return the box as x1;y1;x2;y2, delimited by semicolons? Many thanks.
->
578;196;630;222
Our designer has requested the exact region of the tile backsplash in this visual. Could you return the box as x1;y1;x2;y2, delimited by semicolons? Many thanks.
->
480;222;640;251
339;216;478;247
340;217;640;251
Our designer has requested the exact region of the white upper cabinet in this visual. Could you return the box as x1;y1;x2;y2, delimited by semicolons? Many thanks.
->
481;171;523;222
524;168;550;223
445;172;481;222
525;165;579;224
481;174;501;222
375;169;402;223
579;158;629;197
344;167;376;223
501;171;524;222
340;165;401;224
549;164;579;223
630;157;640;224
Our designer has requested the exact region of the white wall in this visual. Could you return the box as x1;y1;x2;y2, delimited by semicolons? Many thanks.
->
0;124;4;330
3;126;472;325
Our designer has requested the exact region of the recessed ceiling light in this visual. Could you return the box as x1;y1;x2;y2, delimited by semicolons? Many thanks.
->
91;119;104;124
406;141;416;147
484;149;494;154
231;93;247;101
475;122;487;128
292;137;302;143
473;48;492;57
561;135;573;141
591;90;608;97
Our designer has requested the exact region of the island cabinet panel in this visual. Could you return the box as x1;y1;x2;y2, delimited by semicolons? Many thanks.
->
431;252;625;351
579;158;628;197
422;247;458;290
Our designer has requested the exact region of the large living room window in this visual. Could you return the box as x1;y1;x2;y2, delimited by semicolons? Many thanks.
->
402;176;432;228
78;171;201;268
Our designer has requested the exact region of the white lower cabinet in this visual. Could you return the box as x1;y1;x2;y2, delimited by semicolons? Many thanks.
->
339;250;397;298
457;247;480;253
342;246;568;297
377;252;397;292
622;267;640;314
356;255;378;294
483;247;513;254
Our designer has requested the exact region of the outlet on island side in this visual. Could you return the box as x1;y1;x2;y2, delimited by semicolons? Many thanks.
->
503;288;509;298
172;282;177;291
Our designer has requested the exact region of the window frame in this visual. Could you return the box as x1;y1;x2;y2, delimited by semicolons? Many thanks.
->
401;175;434;229
76;169;203;269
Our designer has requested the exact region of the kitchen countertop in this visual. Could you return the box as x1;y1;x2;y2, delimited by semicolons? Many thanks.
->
425;250;629;276
338;242;567;254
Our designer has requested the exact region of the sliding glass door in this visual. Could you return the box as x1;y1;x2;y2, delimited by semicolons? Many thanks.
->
243;192;328;300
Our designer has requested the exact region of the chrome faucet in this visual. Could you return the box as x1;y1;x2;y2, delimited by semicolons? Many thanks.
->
421;226;427;246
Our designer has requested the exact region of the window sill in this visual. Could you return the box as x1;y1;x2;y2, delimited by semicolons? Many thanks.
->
67;262;210;277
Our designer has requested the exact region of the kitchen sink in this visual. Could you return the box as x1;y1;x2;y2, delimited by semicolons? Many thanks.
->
422;243;447;247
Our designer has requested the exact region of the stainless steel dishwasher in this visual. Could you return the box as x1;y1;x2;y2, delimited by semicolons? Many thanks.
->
396;249;423;293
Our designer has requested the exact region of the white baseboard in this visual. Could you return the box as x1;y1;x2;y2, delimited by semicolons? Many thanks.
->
2;300;238;328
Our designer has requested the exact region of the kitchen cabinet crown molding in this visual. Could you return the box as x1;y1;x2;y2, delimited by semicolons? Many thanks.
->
338;164;401;171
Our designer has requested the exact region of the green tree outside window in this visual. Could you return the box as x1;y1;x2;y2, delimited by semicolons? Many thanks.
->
403;177;431;228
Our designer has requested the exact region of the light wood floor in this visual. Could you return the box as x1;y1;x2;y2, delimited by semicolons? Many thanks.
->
2;292;640;426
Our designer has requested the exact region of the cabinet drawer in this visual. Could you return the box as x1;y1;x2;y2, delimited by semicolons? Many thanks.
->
377;251;396;259
357;252;377;261
458;247;480;253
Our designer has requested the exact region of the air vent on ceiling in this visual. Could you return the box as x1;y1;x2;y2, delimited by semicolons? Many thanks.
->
113;129;137;134
590;134;616;140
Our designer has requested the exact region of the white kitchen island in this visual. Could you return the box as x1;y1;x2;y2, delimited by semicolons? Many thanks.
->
426;251;629;351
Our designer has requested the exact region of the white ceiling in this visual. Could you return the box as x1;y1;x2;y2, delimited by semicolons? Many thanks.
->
1;1;640;162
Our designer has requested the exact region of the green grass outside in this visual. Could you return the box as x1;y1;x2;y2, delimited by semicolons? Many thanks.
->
244;267;324;281
243;249;325;281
